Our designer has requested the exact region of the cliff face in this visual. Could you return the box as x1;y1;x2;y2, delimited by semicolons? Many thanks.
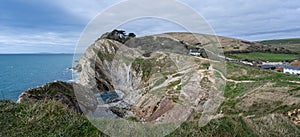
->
77;39;121;91
11;31;300;136
75;33;225;123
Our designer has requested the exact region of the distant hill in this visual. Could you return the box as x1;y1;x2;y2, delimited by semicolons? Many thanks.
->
258;38;300;54
154;32;296;55
260;38;300;45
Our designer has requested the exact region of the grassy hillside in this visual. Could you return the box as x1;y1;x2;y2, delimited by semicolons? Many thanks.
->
0;100;260;137
217;62;300;136
260;38;300;45
0;100;105;137
159;32;295;55
259;38;300;54
222;62;300;122
227;38;300;61
1;62;299;136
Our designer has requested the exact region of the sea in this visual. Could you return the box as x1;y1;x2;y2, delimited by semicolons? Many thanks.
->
0;54;77;101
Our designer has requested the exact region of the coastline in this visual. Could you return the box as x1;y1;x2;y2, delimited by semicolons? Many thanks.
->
0;54;74;101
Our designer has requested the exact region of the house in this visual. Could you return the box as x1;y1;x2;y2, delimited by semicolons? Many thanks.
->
241;61;253;66
189;49;201;56
283;66;300;75
262;62;283;66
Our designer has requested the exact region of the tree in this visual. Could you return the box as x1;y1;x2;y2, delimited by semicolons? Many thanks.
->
99;30;136;44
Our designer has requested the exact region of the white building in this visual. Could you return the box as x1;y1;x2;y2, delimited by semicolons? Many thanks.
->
189;49;201;56
241;61;253;66
283;66;300;75
262;62;283;66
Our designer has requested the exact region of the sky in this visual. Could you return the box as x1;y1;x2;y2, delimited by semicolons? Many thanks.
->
0;0;299;53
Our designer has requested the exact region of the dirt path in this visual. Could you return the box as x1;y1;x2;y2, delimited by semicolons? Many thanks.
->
212;67;255;83
288;81;300;84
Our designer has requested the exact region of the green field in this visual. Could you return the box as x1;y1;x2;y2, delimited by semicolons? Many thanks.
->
231;52;299;62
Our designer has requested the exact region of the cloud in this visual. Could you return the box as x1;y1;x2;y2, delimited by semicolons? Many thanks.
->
0;27;78;53
0;0;83;53
47;0;300;41
73;0;217;53
48;0;121;21
0;32;76;46
117;18;188;36
182;0;300;40
1;0;299;53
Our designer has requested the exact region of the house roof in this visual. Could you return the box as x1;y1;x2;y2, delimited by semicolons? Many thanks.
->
261;64;300;70
283;65;300;70
261;65;276;69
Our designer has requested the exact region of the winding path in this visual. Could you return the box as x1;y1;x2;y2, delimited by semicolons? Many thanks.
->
212;66;255;83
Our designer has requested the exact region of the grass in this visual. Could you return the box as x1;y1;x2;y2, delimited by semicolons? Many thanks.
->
126;116;139;122
131;58;153;81
221;62;300;118
134;58;144;63
226;62;300;82
25;81;75;98
245;114;300;136
167;116;259;137
224;82;263;98
0;100;105;137
176;85;182;90
167;80;181;89
3;98;293;137
231;52;299;62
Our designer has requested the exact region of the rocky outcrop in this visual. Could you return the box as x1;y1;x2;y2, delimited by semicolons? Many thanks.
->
18;81;99;114
18;81;82;113
16;30;225;124
287;108;300;125
77;39;122;91
75;30;225;124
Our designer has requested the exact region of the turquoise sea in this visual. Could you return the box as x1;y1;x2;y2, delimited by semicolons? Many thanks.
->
0;54;74;101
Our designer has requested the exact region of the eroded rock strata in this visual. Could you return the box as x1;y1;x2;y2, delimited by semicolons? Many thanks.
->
74;31;225;123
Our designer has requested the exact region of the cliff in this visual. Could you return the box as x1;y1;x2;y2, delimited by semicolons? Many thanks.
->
18;81;82;113
11;30;300;136
76;32;225;123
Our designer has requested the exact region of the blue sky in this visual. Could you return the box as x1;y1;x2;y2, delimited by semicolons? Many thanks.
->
0;0;299;53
